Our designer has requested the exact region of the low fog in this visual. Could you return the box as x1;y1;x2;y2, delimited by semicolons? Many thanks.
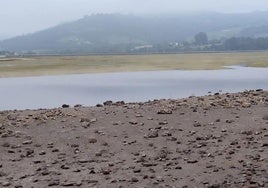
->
1;0;268;38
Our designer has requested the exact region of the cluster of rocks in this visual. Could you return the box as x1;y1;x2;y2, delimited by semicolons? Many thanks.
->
0;90;267;187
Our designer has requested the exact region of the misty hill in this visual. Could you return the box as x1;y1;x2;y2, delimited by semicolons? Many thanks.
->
1;11;268;53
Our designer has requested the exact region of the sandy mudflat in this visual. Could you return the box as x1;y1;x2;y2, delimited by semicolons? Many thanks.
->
0;90;267;187
1;52;268;78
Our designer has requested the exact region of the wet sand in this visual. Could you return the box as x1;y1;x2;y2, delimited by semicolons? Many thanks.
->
0;90;267;187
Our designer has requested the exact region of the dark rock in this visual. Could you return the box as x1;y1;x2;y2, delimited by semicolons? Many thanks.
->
61;165;70;170
133;168;141;173
41;169;50;176
256;89;263;92
26;149;34;156
262;143;268;147
103;100;113;106
101;169;111;175
187;159;198;164
226;119;234;124
129;120;138;125
115;101;125;106
62;104;70;108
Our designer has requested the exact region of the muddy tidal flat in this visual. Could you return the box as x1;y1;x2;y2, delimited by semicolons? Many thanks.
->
0;90;267;187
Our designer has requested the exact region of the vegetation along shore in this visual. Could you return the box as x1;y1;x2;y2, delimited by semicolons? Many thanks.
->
0;51;268;78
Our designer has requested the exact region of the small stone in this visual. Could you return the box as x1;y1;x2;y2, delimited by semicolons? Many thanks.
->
157;109;172;114
0;172;7;177
2;142;10;147
148;143;154;147
129;120;138;125
145;130;158;138
52;149;59;152
48;179;60;186
80;118;90;122
87;180;98;184
39;151;46;155
88;138;97;143
2;182;11;187
41;169;50;176
263;115;268;120
22;140;32;145
90;118;97;123
133;168;141;173
101;169;111;175
115;101;125;106
61;181;75;186
78;159;90;163
187;159;198;164
130;177;139;182
193;121;202;127
226;119;234;124
142;163;157;167
262;143;268;147
61;165;70;170
158;121;168;125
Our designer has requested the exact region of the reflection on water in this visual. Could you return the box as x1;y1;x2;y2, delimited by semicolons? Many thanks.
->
0;66;267;110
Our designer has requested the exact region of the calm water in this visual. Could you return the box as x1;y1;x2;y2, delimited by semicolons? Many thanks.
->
0;66;267;110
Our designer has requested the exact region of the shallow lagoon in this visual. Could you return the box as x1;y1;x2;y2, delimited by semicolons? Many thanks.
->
0;66;267;110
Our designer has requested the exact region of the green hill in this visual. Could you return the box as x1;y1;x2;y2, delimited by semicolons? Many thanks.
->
1;11;268;54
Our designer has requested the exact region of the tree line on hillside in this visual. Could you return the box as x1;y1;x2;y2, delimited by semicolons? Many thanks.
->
2;33;268;55
131;33;268;54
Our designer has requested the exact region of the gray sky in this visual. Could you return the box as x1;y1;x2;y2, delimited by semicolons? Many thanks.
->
1;0;268;38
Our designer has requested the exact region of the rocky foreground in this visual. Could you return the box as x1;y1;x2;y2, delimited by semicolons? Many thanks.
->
0;90;267;188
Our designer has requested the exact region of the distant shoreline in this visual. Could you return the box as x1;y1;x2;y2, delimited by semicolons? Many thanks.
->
14;49;268;58
0;51;268;78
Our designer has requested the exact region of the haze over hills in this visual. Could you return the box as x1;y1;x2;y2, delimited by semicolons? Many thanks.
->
1;11;268;54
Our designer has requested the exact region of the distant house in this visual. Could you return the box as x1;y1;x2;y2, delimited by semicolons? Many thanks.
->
134;45;153;50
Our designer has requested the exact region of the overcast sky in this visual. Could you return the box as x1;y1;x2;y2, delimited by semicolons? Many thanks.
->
1;0;268;38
